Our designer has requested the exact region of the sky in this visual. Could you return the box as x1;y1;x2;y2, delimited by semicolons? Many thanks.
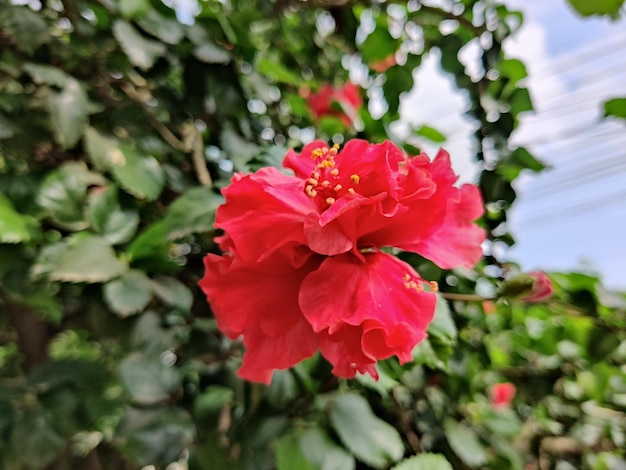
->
401;1;626;289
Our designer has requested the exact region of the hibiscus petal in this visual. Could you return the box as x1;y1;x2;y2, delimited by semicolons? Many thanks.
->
238;315;319;384
216;167;313;264
300;251;436;376
201;250;318;335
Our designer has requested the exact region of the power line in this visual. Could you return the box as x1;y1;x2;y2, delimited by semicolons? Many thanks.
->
516;188;626;229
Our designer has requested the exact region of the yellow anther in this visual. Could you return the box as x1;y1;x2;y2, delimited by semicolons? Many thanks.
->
305;185;317;197
350;174;360;184
330;168;339;177
347;188;356;195
312;171;320;180
308;178;319;186
403;274;411;282
321;180;331;188
334;184;343;192
326;197;336;205
429;281;439;292
328;144;339;156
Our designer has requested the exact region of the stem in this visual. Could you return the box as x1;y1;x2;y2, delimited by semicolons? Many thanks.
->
440;292;488;302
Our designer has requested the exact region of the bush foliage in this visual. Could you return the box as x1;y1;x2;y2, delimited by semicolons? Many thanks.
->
0;0;625;469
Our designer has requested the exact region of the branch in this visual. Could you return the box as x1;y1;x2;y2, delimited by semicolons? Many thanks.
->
440;292;488;302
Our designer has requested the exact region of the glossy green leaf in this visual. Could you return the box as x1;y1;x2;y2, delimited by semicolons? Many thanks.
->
113;20;166;69
160;186;223;240
194;41;232;63
567;0;624;18
382;66;413;116
444;419;488;467
109;145;165;201
88;185;139;244
257;56;302;85
2;5;50;54
47;77;89;149
329;393;404;469
136;10;185;44
40;235;128;283
84;127;119;171
151;276;193;312
115;407;195;466
11;410;65;468
299;428;356;470
119;0;150;18
36;162;106;231
103;269;153;317
415;125;446;143
193;386;234;419
391;454;453;470
0;193;37;243
276;434;316;470
361;27;397;64
428;294;457;344
119;353;181;405
23;63;68;87
604;97;626;119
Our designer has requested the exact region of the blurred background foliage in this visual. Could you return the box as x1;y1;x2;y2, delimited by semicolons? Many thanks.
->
0;0;625;469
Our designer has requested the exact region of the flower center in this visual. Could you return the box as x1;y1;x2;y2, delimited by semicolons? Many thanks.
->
403;273;439;293
304;144;361;206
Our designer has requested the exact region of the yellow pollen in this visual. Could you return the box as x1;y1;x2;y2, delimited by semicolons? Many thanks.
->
328;143;339;156
347;188;355;195
351;174;360;184
321;180;331;188
326;197;335;205
403;274;411;282
429;281;439;292
312;171;320;180
330;168;339;177
308;177;319;186
334;184;343;192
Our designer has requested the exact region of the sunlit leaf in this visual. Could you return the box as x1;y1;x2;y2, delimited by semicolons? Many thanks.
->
113;20;166;69
103;269;153;317
391;454;453;470
109;145;165;201
444;419;488;467
47;77;89;149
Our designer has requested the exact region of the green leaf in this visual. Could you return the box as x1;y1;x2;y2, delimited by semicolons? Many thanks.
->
193;386;234;420
88;185;139;244
567;0;624;18
194;41;231;64
160;186;223;240
11;410;65;468
361;27;398;64
151;276;193;312
299;428;356;470
383;66;413;116
603;97;626;119
220;125;262;170
427;294;457;344
119;353;181;405
276;434;316;470
136;10;186;45
109;145;165;201
23;63;68;87
116;407;195;467
496;147;546;182
391;454;453;470
119;0;150;18
113;20;166;70
415;125;446;143
39;234;128;283
508;87;533;116
499;59;528;83
103;269;153;317
84;126;119;171
328;393;404;469
47;77;89;149
2;5;50;54
36;162;106;231
444;419;488;467
0;193;38;243
257;56;302;85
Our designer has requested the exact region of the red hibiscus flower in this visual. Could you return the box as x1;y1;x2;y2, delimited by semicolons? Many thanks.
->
307;83;362;126
490;382;516;408
200;140;485;383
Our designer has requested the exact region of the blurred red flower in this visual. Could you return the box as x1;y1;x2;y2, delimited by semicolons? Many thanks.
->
307;83;362;126
523;271;554;303
490;382;516;408
200;140;485;383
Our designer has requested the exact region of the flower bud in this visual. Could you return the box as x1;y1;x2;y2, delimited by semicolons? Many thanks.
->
500;271;553;303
